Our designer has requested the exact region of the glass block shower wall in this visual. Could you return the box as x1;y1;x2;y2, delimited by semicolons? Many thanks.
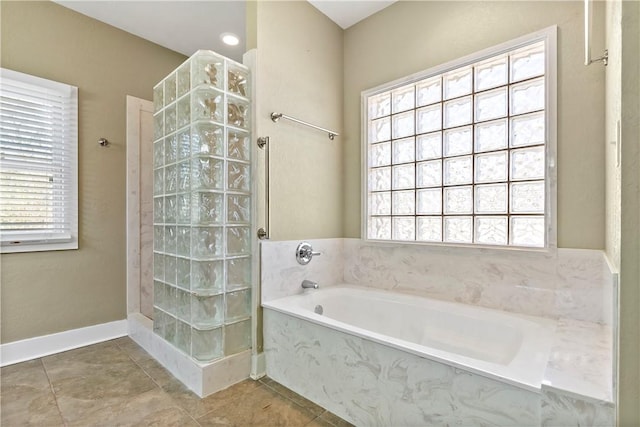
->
152;50;252;363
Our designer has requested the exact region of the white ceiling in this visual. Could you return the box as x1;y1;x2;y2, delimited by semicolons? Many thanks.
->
54;1;396;61
54;1;247;61
308;1;397;29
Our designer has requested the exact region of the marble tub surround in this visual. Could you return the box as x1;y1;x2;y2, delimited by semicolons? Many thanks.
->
343;239;615;325
541;389;614;427
262;238;617;324
264;308;615;427
264;308;542;426
261;238;345;302
261;238;616;425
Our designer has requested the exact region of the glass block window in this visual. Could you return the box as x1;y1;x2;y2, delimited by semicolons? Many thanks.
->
364;37;552;248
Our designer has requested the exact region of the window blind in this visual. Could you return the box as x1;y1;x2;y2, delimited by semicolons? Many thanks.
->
0;68;78;251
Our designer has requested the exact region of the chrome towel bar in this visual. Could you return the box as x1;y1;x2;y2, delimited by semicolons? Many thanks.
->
271;112;339;140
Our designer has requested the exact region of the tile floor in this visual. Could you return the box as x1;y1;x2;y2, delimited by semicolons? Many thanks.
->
0;337;353;427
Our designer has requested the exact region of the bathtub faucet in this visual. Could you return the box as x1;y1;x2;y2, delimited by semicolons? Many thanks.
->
301;280;319;289
296;242;321;265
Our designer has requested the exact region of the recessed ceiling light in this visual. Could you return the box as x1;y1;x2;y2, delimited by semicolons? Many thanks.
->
221;33;240;46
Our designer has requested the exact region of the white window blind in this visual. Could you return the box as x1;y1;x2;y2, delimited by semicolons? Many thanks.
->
0;68;78;253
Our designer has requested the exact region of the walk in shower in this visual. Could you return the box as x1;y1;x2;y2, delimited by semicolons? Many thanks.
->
151;50;252;365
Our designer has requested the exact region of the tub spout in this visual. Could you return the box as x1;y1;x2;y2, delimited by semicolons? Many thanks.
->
301;280;319;289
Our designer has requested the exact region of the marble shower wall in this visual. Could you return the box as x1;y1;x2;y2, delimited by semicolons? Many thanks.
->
343;239;615;324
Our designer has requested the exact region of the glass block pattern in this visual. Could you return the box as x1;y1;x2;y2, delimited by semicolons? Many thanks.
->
153;50;252;363
365;40;546;248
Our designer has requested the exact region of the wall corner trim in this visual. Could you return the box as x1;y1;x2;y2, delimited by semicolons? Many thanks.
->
0;319;127;367
250;352;266;380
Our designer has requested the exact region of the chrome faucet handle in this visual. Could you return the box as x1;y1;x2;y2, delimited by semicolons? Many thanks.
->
296;242;321;265
301;279;319;289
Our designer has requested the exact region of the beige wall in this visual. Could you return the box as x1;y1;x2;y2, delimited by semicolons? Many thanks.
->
343;1;606;249
616;1;640;424
0;1;186;343
605;0;622;271
605;1;640;423
254;1;343;240
249;0;343;352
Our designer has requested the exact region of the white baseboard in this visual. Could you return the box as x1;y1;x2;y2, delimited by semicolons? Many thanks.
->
0;319;127;367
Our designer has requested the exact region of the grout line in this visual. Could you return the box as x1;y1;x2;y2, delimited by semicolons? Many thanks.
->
115;340;167;391
317;411;350;427
260;378;349;427
35;340;198;426
117;341;266;426
109;343;202;426
194;380;325;427
259;379;328;420
308;411;331;427
175;399;203;426
40;358;68;427
260;379;301;404
194;381;268;422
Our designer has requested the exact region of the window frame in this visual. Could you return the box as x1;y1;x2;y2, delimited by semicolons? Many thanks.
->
361;26;557;251
0;68;79;253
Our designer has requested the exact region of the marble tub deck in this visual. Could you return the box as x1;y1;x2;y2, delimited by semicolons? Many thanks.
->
543;317;614;403
0;337;352;427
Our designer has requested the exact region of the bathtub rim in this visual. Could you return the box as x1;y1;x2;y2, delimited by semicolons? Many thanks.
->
262;284;557;393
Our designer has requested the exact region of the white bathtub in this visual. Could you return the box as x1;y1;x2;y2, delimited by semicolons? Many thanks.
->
263;285;556;391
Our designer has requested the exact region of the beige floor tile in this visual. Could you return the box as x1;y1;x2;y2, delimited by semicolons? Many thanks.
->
42;341;128;372
0;388;65;426
1;360;50;389
111;337;180;388
41;340;118;364
196;385;317;427
42;343;158;423
136;357;178;388
260;378;352;427
314;411;355;427
305;416;333;427
1;342;351;427
0;360;64;426
113;336;155;363
260;377;325;417
162;377;263;419
66;387;198;427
